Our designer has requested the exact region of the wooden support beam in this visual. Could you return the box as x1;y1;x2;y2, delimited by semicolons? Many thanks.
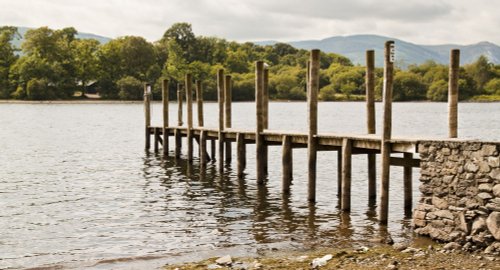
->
380;40;395;225
308;49;320;202
174;128;181;158
236;133;246;177
211;139;216;162
200;130;207;168
256;61;266;184
224;75;232;163
341;139;352;211
263;68;269;174
389;156;420;167
144;83;151;150
217;69;225;171
162;79;169;155
186;74;193;161
404;152;413;217
154;127;159;152
177;84;183;126
282;135;293;194
196;80;204;127
366;50;377;205
448;49;460;138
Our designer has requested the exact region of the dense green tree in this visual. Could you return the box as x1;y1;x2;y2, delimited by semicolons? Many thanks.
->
392;71;427;101
484;78;500;95
73;39;99;96
427;79;448;101
465;55;494;92
117;76;143;100
0;26;19;98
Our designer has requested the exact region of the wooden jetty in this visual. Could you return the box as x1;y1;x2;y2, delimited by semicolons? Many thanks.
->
143;41;462;224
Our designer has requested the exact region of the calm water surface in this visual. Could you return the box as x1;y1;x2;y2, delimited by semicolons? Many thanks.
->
0;102;498;269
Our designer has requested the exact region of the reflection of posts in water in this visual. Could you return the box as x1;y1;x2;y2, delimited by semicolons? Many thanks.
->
252;185;270;243
281;194;296;233
338;211;353;238
307;203;317;235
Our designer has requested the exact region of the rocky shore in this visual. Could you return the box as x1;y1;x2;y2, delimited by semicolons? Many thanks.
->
163;241;499;270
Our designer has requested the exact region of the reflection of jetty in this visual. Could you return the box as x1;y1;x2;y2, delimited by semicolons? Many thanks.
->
144;41;465;227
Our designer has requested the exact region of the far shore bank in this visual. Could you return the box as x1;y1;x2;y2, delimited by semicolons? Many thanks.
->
1;99;499;104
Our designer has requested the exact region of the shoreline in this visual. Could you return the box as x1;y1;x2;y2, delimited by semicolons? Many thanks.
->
163;242;499;270
1;99;499;104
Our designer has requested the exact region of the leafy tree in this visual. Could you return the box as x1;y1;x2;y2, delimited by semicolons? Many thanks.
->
484;78;500;95
0;26;19;98
427;79;448;101
73;39;99;96
392;71;427;101
465;55;493;92
162;22;196;62
117;76;143;100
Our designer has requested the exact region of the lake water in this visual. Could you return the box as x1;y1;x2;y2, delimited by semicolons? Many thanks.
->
0;102;498;269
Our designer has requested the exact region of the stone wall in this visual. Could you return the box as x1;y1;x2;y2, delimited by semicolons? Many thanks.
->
414;141;500;252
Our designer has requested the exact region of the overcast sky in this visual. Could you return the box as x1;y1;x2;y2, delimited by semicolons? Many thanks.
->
0;0;498;45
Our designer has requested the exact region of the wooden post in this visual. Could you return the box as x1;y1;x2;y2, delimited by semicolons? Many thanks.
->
200;130;207;168
177;84;183;126
366;50;377;204
341;139;352;211
282;135;293;194
263;68;269;173
224;75;232;163
217;69;225;171
404;153;413;217
186;74;193;161
162;79;169;155
256;61;266;184
196;80;204;127
337;150;342;199
236;133;246;177
308;49;320;202
379;41;395;224
448;49;460;138
144;83;151;150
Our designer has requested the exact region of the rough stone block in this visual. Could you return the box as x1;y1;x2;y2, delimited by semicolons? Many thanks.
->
478;183;493;193
465;162;479;173
488;157;500;168
434;210;454;220
413;210;427;220
486;212;500;240
432;196;448;209
481;144;497;156
477;192;493;201
489;168;500;181
471;217;487;235
478;161;491;173
493;184;500;197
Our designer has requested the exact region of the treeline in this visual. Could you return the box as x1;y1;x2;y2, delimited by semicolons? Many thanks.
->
0;23;499;101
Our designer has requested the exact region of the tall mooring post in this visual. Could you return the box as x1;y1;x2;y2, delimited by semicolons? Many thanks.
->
162;79;169;155
224;75;232;163
175;83;183;158
308;49;320;202
256;61;266;184
217;69;225;171
144;83;151;150
366;50;377;205
380;41;395;224
448;49;460;138
185;74;194;161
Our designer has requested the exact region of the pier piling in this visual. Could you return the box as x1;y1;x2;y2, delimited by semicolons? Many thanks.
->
224;75;232;163
366;50;377;204
162;79;169;155
144;83;151;150
217;69;225;171
237;133;246;177
186;74;193;161
448;49;460;138
282;135;293;194
308;49;320;202
256;61;266;184
341;138;352;211
380;41;395;224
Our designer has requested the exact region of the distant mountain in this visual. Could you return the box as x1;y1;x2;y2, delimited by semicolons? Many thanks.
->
11;26;111;49
257;35;500;67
